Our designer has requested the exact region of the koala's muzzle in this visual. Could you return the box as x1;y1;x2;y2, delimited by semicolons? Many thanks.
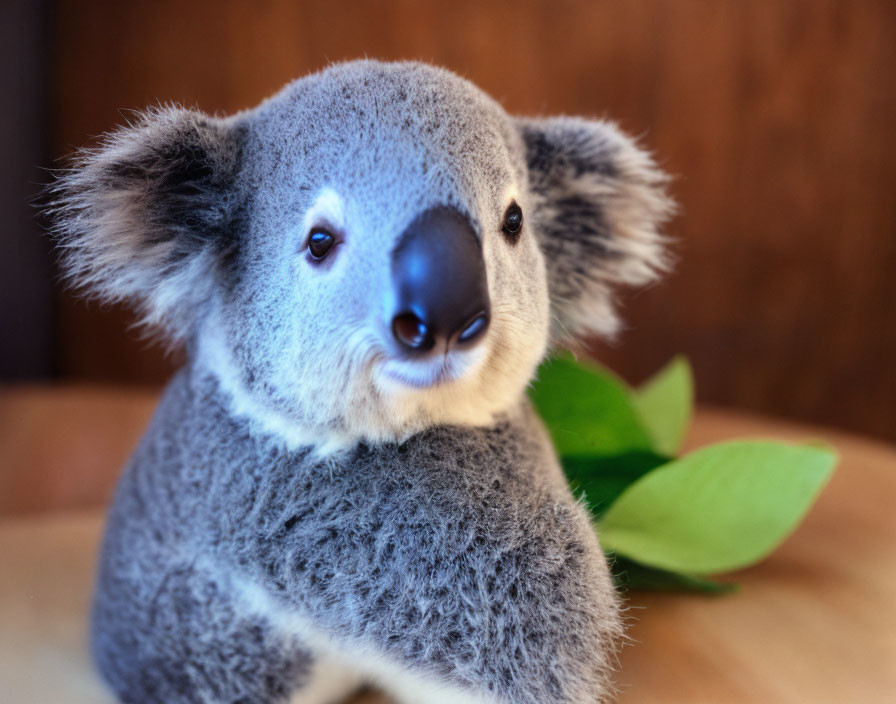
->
391;206;490;354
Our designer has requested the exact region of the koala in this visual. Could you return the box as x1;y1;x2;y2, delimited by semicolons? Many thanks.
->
49;60;672;704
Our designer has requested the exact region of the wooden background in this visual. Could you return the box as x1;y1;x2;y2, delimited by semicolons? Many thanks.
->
45;0;896;442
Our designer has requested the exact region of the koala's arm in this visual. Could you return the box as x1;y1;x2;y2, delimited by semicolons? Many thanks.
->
225;397;623;704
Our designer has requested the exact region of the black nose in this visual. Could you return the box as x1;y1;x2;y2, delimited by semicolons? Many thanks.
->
391;206;490;353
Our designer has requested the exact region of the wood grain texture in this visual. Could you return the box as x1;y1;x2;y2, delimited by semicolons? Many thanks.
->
48;0;896;442
1;386;893;702
0;385;157;516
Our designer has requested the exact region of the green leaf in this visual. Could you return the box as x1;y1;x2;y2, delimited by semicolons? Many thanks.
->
598;441;837;574
610;556;738;594
563;451;670;520
633;355;694;456
529;356;654;457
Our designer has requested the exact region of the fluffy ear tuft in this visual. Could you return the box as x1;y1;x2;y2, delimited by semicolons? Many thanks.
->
518;117;674;346
46;106;244;343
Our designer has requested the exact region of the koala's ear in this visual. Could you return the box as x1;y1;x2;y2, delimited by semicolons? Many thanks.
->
48;106;244;342
517;117;674;346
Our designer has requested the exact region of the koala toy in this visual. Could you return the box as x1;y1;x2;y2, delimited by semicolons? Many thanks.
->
51;60;671;704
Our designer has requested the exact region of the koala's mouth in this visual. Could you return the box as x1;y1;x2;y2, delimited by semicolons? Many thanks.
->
376;348;485;391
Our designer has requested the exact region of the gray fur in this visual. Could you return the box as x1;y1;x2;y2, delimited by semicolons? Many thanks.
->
49;60;672;703
47;107;245;343
518;117;673;344
94;367;621;703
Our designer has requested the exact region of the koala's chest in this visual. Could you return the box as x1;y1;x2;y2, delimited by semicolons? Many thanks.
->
222;450;532;558
202;439;563;602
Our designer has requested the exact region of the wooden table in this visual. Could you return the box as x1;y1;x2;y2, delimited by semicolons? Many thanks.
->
1;386;894;702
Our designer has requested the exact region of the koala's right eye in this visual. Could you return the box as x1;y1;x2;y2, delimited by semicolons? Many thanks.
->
501;202;523;243
306;230;337;261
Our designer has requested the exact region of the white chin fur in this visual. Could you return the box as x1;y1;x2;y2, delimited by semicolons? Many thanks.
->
198;312;542;458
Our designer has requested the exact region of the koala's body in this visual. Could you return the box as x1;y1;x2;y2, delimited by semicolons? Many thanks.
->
51;61;672;703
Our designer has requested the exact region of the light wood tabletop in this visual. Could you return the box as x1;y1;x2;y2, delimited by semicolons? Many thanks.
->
1;386;894;703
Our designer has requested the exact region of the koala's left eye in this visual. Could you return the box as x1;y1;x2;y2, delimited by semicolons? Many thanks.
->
501;202;523;242
307;230;337;261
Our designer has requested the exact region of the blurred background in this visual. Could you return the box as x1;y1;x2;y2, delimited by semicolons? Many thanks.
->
4;0;895;446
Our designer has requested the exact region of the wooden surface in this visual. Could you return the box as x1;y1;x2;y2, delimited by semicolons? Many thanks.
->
47;0;896;444
1;386;895;702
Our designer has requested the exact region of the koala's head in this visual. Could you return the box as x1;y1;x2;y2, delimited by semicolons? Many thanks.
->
50;60;672;452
